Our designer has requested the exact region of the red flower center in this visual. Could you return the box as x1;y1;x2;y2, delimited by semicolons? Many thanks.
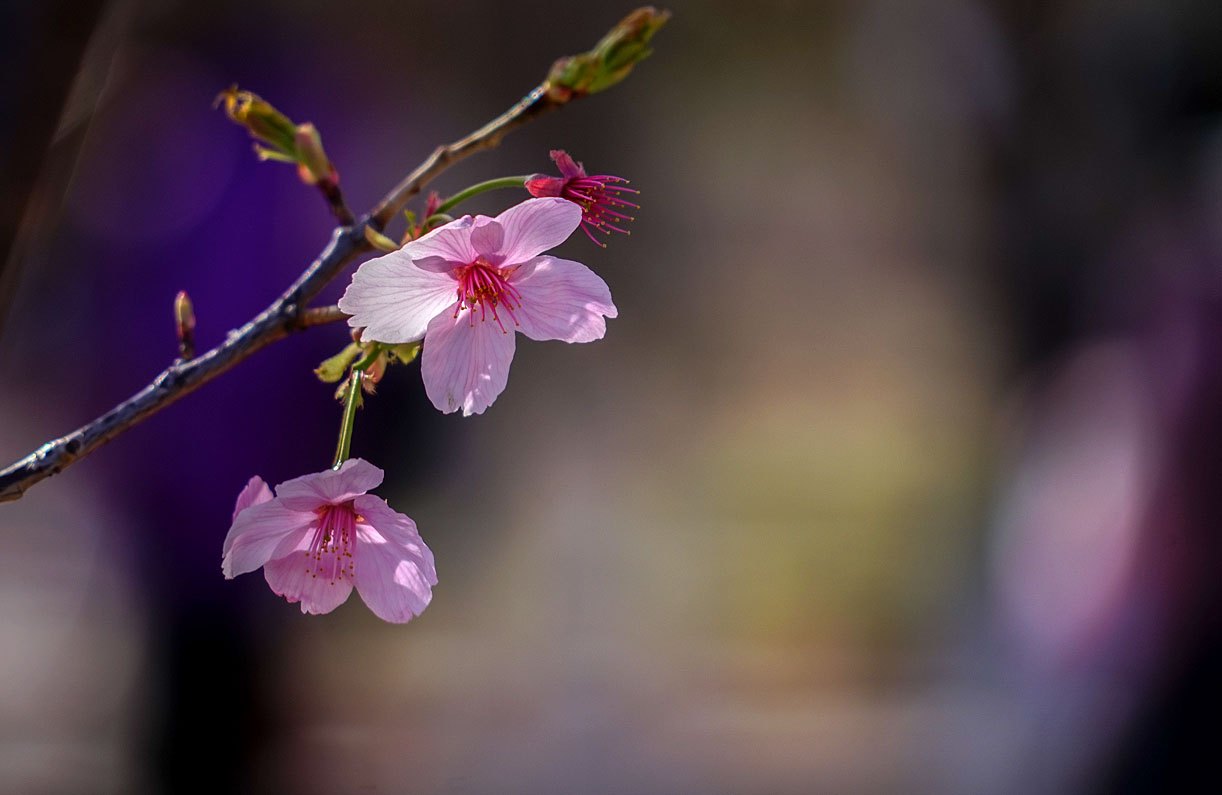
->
454;257;521;333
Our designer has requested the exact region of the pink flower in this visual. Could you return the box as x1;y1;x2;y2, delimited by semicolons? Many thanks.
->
222;458;436;623
338;197;617;416
525;150;638;246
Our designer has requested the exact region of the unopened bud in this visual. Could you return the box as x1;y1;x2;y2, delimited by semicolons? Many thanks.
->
174;290;195;360
293;123;338;188
217;86;341;192
216;86;298;156
546;7;670;100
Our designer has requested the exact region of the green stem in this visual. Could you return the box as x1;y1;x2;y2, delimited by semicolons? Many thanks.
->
332;370;361;468
435;175;528;215
332;347;381;468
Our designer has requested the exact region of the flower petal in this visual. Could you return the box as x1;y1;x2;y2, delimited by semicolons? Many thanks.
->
230;475;273;524
413;255;455;274
339;250;458;344
469;218;505;260
421;308;516;415
222;500;315;578
512;256;618;343
353;524;435;623
400;214;476;262
263;552;355;615
494;198;582;263
550;150;585;179
275;458;384;512
354;495;438;583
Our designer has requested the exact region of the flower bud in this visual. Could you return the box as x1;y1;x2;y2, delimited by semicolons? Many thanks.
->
217;86;340;190
546;7;670;100
294;123;338;188
216;86;298;156
174;290;196;360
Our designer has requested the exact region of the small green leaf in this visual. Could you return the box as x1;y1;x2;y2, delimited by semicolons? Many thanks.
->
315;342;362;383
389;342;420;365
364;225;401;252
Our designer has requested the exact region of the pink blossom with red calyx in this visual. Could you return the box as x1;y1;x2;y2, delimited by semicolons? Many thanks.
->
338;197;616;416
525;150;638;247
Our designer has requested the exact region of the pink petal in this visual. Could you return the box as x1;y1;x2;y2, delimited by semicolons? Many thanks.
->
413;255;455;273
263;552;355;615
550;150;585;178
222;500;315;578
511;256;618;343
339;250;459;344
275;458;384;512
469;218;505;260
400;214;477;262
354;495;438;583
494;198;582;263
352;524;434;623
421;308;516;416
228;475;273;542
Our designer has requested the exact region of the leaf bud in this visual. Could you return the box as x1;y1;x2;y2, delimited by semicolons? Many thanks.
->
174;290;195;360
546;7;670;100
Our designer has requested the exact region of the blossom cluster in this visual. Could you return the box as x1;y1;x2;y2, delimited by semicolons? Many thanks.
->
224;153;632;623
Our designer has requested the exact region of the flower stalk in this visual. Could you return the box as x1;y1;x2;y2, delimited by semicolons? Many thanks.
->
332;346;380;468
332;369;362;468
434;176;528;216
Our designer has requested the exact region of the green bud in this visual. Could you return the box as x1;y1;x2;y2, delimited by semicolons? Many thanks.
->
217;87;339;189
546;7;670;99
216;86;298;156
294;123;337;187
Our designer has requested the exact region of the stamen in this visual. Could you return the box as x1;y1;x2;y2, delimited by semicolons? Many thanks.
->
307;502;358;584
454;257;522;333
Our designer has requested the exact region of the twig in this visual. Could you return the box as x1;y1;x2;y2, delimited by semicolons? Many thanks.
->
319;181;355;226
371;86;560;228
0;83;558;502
0;2;667;502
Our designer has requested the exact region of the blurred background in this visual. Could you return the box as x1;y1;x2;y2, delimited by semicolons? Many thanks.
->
2;0;1221;792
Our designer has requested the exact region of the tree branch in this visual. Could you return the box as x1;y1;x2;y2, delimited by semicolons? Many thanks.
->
0;83;559;503
0;5;668;502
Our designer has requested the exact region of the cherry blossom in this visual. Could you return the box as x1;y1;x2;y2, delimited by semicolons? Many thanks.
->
338;197;617;416
525;150;638;245
222;458;436;622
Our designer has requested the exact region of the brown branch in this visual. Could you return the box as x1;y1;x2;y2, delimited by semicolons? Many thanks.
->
0;87;559;504
0;5;665;502
319;181;355;226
